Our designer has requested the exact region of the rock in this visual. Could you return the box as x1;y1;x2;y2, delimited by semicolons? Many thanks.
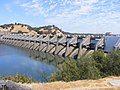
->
0;80;32;90
109;80;120;86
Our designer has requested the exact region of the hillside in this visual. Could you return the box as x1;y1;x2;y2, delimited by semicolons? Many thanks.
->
37;25;64;35
0;23;64;35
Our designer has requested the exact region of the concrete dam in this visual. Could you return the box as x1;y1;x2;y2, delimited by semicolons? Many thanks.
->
0;34;120;59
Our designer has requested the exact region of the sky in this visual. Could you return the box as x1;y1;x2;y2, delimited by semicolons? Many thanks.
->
0;0;120;34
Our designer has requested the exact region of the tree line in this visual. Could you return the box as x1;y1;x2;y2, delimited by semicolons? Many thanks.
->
50;50;120;82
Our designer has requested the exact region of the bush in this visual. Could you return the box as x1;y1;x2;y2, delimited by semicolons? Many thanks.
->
50;56;101;82
78;56;101;80
50;50;120;82
50;59;80;82
91;50;106;76
1;74;32;83
91;50;105;64
103;50;120;76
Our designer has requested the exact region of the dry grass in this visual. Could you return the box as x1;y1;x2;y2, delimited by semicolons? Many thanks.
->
23;76;120;90
39;28;64;36
28;30;38;35
11;25;30;33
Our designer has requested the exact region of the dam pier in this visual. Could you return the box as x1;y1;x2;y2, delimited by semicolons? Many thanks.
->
0;34;120;59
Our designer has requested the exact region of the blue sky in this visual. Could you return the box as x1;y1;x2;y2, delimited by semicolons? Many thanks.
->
0;0;120;34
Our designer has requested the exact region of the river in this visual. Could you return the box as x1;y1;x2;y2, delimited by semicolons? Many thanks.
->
0;44;66;82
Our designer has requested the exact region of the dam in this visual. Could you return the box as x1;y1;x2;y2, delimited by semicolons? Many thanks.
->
0;34;120;59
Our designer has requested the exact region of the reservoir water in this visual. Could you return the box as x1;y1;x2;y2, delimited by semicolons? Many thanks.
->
0;44;65;82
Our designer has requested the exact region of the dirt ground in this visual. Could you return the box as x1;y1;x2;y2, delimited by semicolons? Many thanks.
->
23;76;120;90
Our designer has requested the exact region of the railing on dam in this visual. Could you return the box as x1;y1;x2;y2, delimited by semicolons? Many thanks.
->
0;34;120;59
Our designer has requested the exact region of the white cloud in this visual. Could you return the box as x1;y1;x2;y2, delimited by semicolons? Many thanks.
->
15;0;120;33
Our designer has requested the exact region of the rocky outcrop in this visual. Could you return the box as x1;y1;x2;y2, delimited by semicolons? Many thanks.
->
0;80;31;90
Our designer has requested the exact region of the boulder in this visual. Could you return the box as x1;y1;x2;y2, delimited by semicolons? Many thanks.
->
0;80;32;90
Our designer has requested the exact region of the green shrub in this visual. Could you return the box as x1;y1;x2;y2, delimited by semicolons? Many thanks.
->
1;74;32;83
103;50;120;76
50;59;80;82
91;50;106;76
50;56;101;82
50;50;120;82
78;56;101;80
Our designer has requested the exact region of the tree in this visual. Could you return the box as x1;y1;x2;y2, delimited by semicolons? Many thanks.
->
50;59;80;82
91;50;106;76
78;56;101;80
10;25;14;31
103;50;120;76
50;56;101;82
91;50;105;64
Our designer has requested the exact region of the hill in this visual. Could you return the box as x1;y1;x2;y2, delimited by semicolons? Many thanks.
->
0;23;64;35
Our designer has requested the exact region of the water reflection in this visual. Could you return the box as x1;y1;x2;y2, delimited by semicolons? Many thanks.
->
26;49;66;68
0;44;65;82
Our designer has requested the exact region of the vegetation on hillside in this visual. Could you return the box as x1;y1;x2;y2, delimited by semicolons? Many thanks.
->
50;50;120;82
0;23;104;36
33;25;64;35
0;23;64;34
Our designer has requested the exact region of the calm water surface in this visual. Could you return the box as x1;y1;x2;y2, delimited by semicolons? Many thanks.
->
0;44;65;82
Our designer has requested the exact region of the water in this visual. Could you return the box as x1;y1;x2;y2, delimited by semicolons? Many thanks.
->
0;44;65;82
104;36;120;52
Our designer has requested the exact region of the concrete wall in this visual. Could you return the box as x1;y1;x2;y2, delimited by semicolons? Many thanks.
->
0;34;119;59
